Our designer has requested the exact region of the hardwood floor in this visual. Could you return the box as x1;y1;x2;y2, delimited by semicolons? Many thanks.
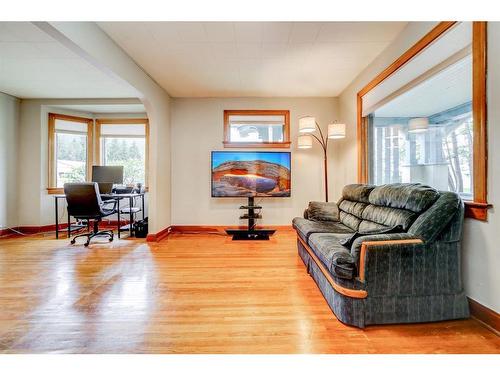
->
0;230;498;354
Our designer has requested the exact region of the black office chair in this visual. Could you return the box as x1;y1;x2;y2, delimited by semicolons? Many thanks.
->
64;182;117;246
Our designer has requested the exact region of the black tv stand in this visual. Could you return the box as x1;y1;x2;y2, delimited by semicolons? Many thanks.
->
225;197;276;240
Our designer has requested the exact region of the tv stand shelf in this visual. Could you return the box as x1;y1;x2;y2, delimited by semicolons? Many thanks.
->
239;205;262;210
225;197;275;241
239;214;262;220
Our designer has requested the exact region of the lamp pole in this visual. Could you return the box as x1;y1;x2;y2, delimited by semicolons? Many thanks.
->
298;117;345;203
309;122;330;202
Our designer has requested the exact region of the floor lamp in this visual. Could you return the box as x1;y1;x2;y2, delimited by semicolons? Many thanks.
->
298;116;346;202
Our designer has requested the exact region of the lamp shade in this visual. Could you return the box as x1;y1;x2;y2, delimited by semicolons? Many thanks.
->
297;134;313;149
299;116;316;133
327;123;346;139
408;117;429;133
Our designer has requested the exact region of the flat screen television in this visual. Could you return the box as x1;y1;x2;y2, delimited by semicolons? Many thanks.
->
211;151;291;197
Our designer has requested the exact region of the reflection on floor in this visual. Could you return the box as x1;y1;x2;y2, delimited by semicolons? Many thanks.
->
0;230;498;353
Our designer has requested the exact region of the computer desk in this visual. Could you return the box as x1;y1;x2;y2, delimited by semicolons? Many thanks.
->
53;192;146;239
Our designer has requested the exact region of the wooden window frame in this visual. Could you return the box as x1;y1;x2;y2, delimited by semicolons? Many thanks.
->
95;118;150;188
47;113;93;194
357;21;490;220
223;109;291;148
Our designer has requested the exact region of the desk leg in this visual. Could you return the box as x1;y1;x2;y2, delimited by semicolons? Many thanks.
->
55;197;59;239
142;194;145;220
129;196;133;237
67;208;71;238
117;199;121;239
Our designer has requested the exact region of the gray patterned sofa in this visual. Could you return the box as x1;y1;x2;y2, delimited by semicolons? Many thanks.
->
293;183;469;328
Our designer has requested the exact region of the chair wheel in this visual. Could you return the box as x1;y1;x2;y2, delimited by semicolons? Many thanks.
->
84;242;89;247
70;239;76;244
109;237;113;242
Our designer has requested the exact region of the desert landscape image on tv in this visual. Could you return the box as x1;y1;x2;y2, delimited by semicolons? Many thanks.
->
211;151;291;197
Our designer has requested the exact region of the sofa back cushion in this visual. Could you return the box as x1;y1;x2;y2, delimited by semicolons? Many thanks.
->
359;205;416;232
408;191;462;242
337;183;441;233
368;183;440;213
340;184;374;203
337;184;375;230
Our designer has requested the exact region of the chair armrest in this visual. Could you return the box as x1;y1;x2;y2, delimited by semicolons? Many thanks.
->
101;200;117;212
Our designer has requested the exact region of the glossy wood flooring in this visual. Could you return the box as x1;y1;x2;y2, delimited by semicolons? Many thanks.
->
0;230;498;353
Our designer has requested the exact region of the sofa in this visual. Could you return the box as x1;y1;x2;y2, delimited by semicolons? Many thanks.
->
292;183;469;328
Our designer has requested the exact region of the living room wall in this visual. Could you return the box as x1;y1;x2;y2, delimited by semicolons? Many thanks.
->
337;22;500;313
0;92;20;229
171;97;340;226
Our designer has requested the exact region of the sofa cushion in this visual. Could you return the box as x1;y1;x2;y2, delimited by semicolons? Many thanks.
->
360;204;416;231
408;191;461;242
339;211;362;231
292;217;354;242
307;201;339;221
338;200;368;218
309;233;356;279
369;183;439;213
341;184;375;204
339;224;404;249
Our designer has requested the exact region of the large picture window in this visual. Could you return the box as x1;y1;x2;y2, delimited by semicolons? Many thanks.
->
96;119;149;186
48;113;93;190
357;22;488;220
368;54;473;200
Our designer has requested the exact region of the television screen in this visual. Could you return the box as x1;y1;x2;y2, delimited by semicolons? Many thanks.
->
211;151;291;197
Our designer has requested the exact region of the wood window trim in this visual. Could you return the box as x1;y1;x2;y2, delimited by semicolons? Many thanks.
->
47;113;93;194
356;21;490;221
95;118;150;188
223;109;291;148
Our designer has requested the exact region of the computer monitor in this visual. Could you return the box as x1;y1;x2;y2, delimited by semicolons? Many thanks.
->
92;165;124;184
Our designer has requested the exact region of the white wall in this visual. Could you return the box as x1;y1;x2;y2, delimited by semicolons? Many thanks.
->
171;97;339;225
0;92;20;228
337;22;500;313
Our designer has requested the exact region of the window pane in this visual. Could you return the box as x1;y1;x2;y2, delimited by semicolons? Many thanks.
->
102;137;145;185
55;132;87;187
229;123;284;143
228;114;285;143
54;119;87;133
100;123;146;136
368;55;473;199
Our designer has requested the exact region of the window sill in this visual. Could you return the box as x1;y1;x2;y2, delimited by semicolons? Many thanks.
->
47;187;149;195
223;141;291;149
47;187;64;195
464;201;493;221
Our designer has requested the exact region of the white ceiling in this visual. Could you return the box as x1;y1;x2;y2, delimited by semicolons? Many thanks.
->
0;22;139;99
375;55;472;118
98;22;407;97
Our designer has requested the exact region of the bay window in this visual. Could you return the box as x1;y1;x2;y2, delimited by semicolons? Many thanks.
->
48;116;149;193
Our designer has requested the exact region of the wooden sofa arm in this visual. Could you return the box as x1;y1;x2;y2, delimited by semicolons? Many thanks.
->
358;239;424;282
